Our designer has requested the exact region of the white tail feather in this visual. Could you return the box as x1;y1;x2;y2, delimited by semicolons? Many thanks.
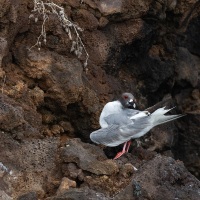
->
151;107;184;126
151;106;176;115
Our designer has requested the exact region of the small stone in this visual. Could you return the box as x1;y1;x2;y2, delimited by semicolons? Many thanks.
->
59;121;75;134
62;163;83;179
99;17;109;28
99;0;122;16
56;177;76;195
120;163;135;178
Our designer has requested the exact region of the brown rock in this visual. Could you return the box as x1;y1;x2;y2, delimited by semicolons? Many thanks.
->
119;163;135;178
98;0;122;16
66;0;80;8
148;123;177;151
133;155;200;200
62;138;119;175
0;96;25;131
62;163;84;180
0;94;41;139
0;37;8;67
0;0;10;18
0;132;59;199
93;154;200;199
176;47;200;87
17;192;37;200
107;19;145;45
46;187;110;200
59;121;75;134
13;49;84;107
74;9;99;30
167;0;177;11
98;0;151;19
83;30;110;65
83;0;98;10
0;190;12;200
99;17;109;28
56;177;76;195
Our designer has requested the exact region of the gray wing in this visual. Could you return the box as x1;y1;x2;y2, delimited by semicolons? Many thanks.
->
120;116;152;139
104;113;132;126
122;109;140;117
103;109;140;126
90;124;127;147
90;116;152;147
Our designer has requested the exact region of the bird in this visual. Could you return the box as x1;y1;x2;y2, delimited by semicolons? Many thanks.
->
90;106;184;159
98;93;138;159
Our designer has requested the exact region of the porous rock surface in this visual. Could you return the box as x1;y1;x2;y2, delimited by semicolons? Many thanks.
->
0;0;200;199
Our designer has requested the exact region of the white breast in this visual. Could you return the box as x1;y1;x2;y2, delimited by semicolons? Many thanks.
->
99;101;122;128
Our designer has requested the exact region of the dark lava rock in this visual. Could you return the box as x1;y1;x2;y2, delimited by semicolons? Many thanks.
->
62;138;119;175
17;192;37;200
48;154;200;200
133;155;200;200
46;187;111;200
115;155;200;200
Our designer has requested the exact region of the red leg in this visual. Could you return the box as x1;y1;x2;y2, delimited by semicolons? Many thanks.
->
125;140;131;152
113;142;128;160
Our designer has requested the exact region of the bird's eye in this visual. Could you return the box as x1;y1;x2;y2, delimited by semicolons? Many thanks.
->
124;95;128;99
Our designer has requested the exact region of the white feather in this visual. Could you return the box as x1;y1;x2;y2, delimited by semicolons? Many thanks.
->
99;101;123;128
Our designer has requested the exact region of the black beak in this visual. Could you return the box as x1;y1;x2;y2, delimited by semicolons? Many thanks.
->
128;100;136;108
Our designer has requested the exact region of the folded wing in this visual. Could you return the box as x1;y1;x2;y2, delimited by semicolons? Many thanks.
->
104;109;140;126
90;115;151;147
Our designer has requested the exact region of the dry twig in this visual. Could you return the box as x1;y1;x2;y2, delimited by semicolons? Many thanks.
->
29;0;89;68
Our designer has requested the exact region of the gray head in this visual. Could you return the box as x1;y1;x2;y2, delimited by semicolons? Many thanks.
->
119;93;136;109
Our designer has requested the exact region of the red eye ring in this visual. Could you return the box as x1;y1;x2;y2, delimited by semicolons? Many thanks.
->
124;95;128;99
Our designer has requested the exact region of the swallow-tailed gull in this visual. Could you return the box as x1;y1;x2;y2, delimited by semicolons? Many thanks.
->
91;106;184;159
98;93;138;157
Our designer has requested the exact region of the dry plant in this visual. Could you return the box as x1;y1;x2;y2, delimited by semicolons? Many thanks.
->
29;0;89;68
